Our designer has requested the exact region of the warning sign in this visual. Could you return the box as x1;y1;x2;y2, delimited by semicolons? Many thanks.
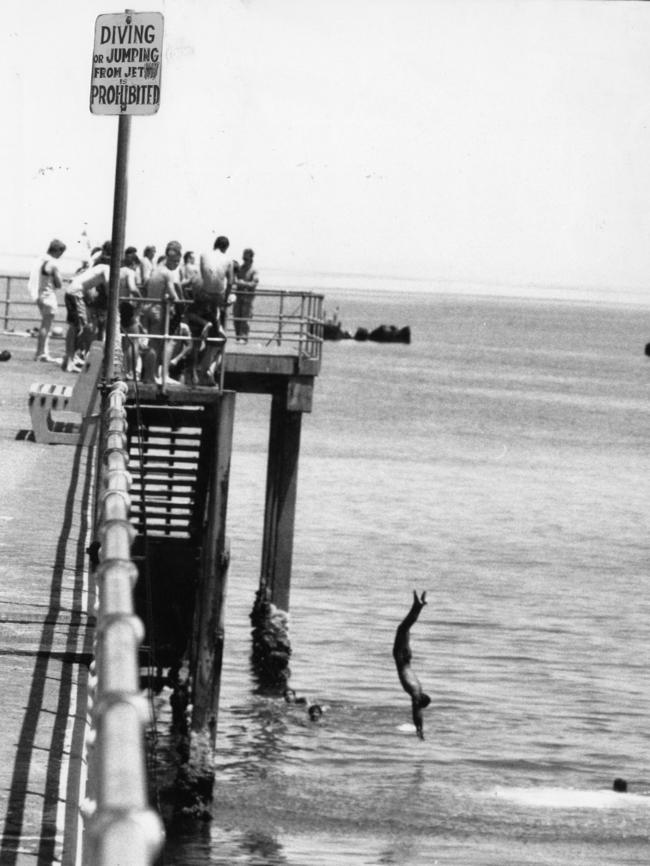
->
90;11;164;115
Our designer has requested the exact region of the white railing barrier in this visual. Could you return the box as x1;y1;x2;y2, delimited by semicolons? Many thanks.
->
83;381;164;866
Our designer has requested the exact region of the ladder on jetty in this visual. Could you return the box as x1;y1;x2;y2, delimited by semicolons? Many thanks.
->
128;409;203;541
126;398;233;672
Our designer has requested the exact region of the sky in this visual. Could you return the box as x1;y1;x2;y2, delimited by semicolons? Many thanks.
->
2;0;650;297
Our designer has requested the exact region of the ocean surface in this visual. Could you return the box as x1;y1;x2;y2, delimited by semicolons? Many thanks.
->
162;287;650;865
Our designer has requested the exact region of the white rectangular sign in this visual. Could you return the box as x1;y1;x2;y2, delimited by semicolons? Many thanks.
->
90;11;164;115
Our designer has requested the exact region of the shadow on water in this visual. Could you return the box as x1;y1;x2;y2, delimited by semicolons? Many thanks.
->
221;698;292;778
237;829;288;865
162;695;295;864
163;824;290;866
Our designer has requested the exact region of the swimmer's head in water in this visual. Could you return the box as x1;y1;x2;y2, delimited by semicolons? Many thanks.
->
283;688;296;703
308;705;323;721
613;777;628;793
419;693;431;709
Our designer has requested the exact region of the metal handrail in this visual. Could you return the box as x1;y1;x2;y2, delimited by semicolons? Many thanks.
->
120;296;228;389
0;274;75;331
0;273;324;363
83;381;164;865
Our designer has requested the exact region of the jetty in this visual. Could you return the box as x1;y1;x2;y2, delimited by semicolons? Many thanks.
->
0;276;324;864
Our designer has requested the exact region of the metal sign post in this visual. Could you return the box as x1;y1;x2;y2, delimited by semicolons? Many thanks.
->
104;113;130;384
90;9;164;382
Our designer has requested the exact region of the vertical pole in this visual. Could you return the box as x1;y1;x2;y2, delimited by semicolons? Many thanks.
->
277;294;284;347
5;277;11;331
261;392;302;612
298;293;306;356
160;300;170;390
104;113;131;384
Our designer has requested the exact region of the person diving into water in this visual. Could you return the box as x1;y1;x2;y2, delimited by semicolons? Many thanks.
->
393;590;430;739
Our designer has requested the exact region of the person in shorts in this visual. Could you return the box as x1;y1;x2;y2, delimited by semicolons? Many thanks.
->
31;238;66;362
62;277;90;372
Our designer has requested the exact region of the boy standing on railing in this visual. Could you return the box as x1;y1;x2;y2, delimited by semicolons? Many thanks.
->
199;235;235;333
192;235;235;385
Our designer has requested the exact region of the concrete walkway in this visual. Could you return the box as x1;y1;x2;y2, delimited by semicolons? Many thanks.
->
0;333;96;865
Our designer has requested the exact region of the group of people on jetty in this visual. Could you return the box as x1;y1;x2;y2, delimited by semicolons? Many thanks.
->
31;235;259;386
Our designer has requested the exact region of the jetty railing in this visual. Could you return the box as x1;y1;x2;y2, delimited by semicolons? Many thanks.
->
0;274;324;364
84;380;164;865
120;289;323;386
233;288;324;359
0;274;52;331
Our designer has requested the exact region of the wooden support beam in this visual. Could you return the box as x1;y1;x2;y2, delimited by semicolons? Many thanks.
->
261;390;303;612
190;391;235;743
286;376;314;412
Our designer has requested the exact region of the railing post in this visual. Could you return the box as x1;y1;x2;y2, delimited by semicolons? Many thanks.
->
161;300;170;390
297;294;305;356
307;294;315;359
4;277;11;331
277;294;284;346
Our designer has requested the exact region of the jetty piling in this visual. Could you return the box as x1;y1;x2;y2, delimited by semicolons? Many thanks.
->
188;392;235;790
261;390;305;612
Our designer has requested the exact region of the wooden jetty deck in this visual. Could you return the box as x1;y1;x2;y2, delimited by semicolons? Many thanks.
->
0;302;323;863
0;336;96;865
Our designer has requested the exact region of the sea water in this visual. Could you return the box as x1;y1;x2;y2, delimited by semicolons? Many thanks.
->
163;288;650;865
